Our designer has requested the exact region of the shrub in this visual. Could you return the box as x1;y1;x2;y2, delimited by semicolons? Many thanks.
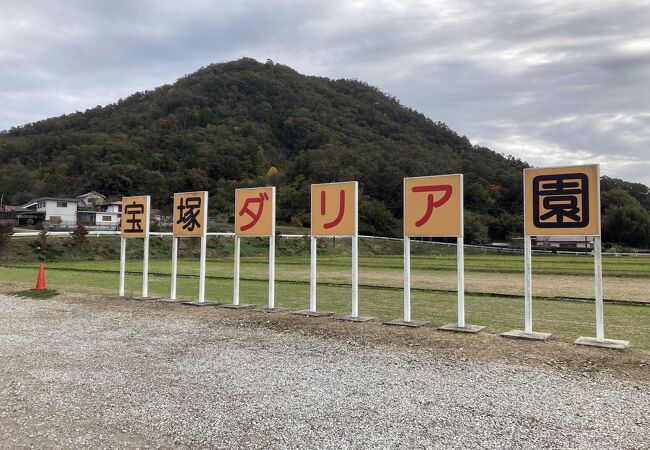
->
71;224;89;246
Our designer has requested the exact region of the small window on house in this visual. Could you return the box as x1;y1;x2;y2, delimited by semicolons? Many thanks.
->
102;216;112;222
56;201;68;208
38;202;45;208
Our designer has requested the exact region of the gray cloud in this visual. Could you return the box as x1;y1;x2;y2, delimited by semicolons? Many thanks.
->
1;0;649;185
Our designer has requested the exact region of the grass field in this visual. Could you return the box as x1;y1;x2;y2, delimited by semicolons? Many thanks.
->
1;251;648;351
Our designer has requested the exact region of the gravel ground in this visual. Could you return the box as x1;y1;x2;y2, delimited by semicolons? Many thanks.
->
0;294;649;449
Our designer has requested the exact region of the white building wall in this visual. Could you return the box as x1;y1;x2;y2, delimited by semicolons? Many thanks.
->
95;212;121;226
42;200;78;225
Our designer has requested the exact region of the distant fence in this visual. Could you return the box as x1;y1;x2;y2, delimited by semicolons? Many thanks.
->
6;231;650;258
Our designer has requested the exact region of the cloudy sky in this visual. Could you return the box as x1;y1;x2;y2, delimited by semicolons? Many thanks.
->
1;0;649;184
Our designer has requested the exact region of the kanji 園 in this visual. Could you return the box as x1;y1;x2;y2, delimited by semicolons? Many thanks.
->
412;184;452;227
532;173;589;228
321;189;345;229
176;196;202;232
124;201;144;233
239;192;269;231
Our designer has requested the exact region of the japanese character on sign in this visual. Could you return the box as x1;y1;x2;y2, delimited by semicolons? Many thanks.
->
524;165;599;236
532;173;589;228
121;195;150;238
173;192;207;237
124;201;144;233
311;182;357;237
239;192;269;232
235;188;274;236
322;189;345;229
176;196;202;232
411;184;453;227
403;175;462;238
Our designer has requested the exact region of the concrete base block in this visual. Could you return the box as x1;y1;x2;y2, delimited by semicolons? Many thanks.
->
254;307;290;313
131;296;162;302
438;323;485;333
501;329;552;341
574;336;630;350
383;319;431;327
292;310;334;318
335;315;377;322
220;304;256;310
182;301;221;307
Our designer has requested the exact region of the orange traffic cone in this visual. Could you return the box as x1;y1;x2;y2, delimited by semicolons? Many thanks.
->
34;262;47;290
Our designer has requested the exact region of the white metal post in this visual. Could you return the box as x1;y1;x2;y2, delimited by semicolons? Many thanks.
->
594;235;604;342
268;234;276;309
310;235;317;312
233;235;241;305
119;237;126;296
170;237;178;300
457;235;465;327
198;235;207;303
197;191;208;303
142;235;149;298
524;235;533;334
268;187;276;309
352;235;359;318
404;236;411;322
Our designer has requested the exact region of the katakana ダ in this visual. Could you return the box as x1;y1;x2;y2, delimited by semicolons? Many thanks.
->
238;192;269;232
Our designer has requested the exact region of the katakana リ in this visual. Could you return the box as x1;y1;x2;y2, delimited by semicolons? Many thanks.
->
321;189;346;229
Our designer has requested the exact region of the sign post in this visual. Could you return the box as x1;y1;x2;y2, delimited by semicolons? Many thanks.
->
502;164;627;348
296;181;371;320
387;174;483;331
119;195;156;300
169;191;217;306
227;187;283;311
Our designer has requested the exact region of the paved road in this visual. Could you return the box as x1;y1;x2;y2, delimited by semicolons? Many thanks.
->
0;294;648;449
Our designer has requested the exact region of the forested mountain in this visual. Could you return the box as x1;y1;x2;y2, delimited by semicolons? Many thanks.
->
1;58;648;246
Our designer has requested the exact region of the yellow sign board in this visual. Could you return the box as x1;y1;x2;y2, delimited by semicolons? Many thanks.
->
235;187;275;237
524;164;600;236
311;182;357;237
173;191;208;237
121;196;150;238
404;175;463;237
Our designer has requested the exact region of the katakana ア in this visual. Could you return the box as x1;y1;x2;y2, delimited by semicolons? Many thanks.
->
412;184;453;227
